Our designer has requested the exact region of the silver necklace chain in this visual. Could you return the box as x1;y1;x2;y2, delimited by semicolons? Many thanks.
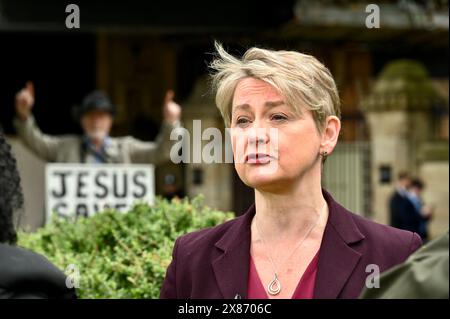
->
253;202;327;296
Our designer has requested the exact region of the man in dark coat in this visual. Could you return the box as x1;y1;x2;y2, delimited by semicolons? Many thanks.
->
390;171;420;233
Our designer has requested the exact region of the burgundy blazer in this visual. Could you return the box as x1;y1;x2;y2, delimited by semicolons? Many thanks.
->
160;190;422;299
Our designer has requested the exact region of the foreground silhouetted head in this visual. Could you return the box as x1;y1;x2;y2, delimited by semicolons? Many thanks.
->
0;127;24;244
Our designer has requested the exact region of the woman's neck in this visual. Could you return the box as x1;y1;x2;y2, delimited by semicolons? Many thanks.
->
253;174;328;242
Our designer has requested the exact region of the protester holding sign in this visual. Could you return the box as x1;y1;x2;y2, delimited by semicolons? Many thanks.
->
14;82;182;164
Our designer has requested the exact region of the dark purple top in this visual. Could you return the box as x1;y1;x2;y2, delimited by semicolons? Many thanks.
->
160;189;423;299
247;250;319;299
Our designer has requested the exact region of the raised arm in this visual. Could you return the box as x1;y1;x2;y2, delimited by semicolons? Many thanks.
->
13;82;62;162
129;90;183;164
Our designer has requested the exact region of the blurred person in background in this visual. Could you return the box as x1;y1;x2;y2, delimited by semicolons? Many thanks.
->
0;127;77;299
13;82;182;164
390;172;433;242
162;174;185;200
390;172;416;231
406;178;434;242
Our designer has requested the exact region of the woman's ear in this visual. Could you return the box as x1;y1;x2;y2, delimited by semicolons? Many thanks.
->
320;115;341;155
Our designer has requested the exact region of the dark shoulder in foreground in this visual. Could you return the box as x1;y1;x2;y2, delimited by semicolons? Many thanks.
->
0;243;77;299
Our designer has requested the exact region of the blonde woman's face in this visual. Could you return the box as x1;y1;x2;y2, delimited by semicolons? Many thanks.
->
230;77;322;193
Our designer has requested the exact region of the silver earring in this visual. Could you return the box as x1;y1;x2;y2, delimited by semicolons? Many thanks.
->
321;151;328;157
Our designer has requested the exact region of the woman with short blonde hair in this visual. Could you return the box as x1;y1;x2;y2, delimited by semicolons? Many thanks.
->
211;43;341;132
161;43;422;299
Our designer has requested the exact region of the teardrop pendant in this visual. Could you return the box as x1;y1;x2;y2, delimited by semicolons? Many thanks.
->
267;273;281;296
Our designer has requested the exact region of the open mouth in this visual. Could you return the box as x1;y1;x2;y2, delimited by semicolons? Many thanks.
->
245;153;274;164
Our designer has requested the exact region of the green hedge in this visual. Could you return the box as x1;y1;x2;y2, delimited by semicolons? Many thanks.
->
18;195;234;298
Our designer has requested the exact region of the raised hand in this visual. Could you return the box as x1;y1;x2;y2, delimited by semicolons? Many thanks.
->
163;90;181;125
15;81;35;121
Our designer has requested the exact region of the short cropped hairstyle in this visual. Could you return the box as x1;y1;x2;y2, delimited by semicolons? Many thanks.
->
209;42;341;131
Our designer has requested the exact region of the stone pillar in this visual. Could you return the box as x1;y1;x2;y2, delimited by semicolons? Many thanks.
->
361;60;445;227
182;76;233;212
418;142;449;238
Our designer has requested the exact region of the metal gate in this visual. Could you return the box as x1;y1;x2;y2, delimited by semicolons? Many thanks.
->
322;142;372;217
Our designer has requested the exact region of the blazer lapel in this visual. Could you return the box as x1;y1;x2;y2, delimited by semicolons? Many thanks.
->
212;205;255;299
211;190;365;299
314;190;365;298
